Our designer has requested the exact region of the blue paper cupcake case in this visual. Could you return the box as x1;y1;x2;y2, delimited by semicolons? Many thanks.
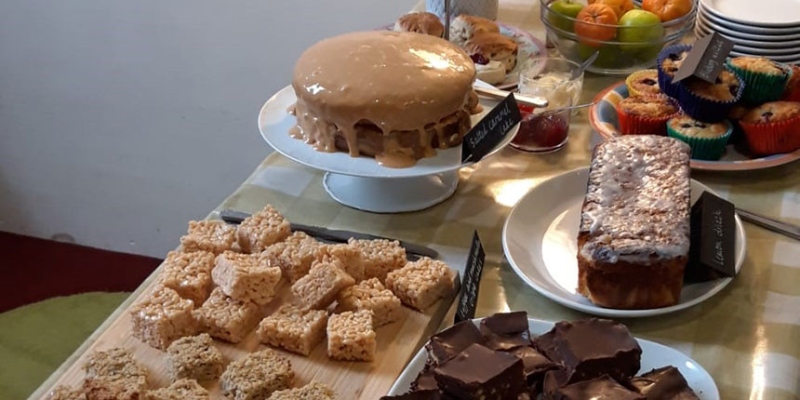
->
677;67;745;123
656;44;693;99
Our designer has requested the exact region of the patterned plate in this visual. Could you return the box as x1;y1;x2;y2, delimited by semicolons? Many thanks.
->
588;81;800;171
381;22;546;90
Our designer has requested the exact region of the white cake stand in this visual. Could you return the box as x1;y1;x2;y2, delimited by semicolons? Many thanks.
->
258;82;519;213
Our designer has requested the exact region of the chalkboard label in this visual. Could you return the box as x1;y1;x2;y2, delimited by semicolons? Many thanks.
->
686;191;736;283
673;32;734;84
455;231;486;324
461;93;521;163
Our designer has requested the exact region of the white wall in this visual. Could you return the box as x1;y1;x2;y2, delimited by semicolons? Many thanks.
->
0;0;417;257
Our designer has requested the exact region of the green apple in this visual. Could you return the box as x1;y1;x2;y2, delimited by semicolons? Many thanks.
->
577;42;622;69
617;10;664;52
548;0;584;32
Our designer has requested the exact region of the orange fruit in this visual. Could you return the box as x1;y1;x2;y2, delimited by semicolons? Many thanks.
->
642;0;693;22
575;3;618;47
588;0;636;19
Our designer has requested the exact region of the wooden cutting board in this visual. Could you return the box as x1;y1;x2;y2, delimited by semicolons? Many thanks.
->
29;260;460;399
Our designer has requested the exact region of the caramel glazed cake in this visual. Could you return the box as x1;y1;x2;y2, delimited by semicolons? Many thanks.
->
289;31;480;168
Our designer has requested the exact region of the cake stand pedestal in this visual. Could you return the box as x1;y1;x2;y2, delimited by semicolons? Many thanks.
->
322;171;459;213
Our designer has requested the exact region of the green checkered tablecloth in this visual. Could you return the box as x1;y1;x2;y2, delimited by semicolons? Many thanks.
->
29;1;800;399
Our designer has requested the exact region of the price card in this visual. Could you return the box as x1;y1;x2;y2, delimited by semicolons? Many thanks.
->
454;231;486;324
673;32;735;84
461;93;521;163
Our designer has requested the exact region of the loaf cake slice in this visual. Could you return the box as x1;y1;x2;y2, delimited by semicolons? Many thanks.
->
577;135;691;309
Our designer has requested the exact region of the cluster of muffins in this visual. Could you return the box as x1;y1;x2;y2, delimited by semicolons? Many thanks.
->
616;44;800;160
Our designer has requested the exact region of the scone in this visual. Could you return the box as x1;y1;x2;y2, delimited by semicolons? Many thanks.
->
464;32;518;73
394;12;445;38
666;115;733;160
615;95;679;136
449;14;500;47
739;101;800;155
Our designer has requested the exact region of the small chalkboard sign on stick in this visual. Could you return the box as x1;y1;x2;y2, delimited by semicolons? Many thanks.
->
672;32;734;84
454;231;486;324
461;93;522;164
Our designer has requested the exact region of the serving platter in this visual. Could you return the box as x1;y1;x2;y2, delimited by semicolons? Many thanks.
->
589;81;800;171
501;167;746;318
32;239;462;399
388;318;720;399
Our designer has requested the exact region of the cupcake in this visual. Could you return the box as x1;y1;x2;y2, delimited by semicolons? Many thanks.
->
667;115;733;160
739;101;800;155
677;68;743;123
781;64;800;102
626;69;662;97
616;95;680;136
657;44;692;98
727;56;791;104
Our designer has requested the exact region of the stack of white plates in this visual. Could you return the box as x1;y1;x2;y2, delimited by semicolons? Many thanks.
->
695;0;800;64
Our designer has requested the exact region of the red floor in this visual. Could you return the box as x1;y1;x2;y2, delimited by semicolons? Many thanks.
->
0;231;162;313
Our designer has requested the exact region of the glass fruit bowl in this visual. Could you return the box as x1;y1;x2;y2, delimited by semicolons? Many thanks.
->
540;0;697;75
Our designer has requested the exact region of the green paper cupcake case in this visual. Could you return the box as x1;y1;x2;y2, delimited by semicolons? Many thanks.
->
666;118;733;161
727;59;792;104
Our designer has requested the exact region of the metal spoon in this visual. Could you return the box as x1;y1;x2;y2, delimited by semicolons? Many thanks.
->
578;50;600;74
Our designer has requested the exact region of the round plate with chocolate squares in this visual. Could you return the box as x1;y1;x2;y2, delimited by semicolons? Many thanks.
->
386;311;720;399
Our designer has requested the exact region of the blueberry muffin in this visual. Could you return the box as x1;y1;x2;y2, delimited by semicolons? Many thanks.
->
739;101;800;155
727;56;791;103
781;64;800;102
667;115;733;160
657;44;692;98
626;69;662;97
677;68;743;122
616;95;680;136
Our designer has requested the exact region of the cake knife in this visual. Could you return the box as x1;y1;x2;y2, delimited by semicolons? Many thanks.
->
217;209;440;259
736;208;800;241
473;86;549;108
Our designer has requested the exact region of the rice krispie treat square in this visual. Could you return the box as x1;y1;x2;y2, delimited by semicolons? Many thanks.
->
258;232;321;283
268;381;336;399
194;287;262;343
166;333;225;383
130;286;198;350
81;348;148;400
348;238;407;283
236;205;291;253
145;379;209;400
256;304;328;356
212;251;282;305
180;220;236;254
220;349;294;400
157;250;215;305
327;309;376;362
335;277;403;327
46;385;86;400
291;262;355;310
385;257;456;311
315;243;365;281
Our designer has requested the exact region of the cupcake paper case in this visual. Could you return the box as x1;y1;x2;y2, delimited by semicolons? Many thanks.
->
656;44;692;99
727;57;792;104
667;116;733;161
739;101;800;156
677;67;744;123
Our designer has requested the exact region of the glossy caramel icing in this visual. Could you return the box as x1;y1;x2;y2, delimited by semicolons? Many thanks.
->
290;31;477;167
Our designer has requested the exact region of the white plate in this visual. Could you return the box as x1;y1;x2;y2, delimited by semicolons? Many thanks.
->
697;10;800;39
387;318;720;399
695;26;800;55
701;0;800;27
694;21;800;48
501;167;746;318
257;81;519;179
728;50;800;63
